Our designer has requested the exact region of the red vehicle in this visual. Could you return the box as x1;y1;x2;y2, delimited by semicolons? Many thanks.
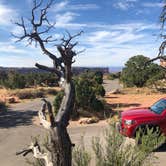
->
119;98;166;138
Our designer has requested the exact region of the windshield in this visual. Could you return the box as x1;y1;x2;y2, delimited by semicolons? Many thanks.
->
150;99;166;114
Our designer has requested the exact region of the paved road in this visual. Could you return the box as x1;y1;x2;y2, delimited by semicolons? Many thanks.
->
0;98;106;166
103;79;123;93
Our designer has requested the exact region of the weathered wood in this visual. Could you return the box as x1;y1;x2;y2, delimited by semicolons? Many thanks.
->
14;0;82;165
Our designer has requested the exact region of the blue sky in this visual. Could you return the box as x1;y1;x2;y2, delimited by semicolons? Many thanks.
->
0;0;164;67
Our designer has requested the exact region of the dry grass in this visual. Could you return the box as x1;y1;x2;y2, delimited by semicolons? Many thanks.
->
0;87;61;102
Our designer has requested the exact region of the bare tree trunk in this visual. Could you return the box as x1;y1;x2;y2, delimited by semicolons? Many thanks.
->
50;81;75;166
14;1;82;165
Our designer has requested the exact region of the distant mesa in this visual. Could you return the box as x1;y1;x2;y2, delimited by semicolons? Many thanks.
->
0;66;113;74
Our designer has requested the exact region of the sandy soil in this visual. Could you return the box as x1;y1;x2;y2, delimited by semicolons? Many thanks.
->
105;93;166;112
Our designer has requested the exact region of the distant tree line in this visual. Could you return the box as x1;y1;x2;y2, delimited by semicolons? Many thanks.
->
0;70;58;89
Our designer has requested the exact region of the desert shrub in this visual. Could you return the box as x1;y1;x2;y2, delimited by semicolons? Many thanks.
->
2;71;26;89
92;124;165;166
73;137;91;166
121;55;164;87
0;70;58;89
93;71;103;84
25;72;58;87
15;90;45;99
53;90;64;115
95;84;105;97
53;71;105;114
146;71;166;90
91;98;104;112
74;71;105;112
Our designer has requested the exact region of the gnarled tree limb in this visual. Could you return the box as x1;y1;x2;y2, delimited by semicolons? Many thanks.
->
14;0;83;165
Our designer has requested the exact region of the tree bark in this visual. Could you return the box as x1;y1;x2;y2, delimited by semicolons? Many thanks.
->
13;1;82;165
49;81;75;166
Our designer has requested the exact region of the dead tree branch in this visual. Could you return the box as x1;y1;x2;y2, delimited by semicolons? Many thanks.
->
14;0;83;165
147;1;166;70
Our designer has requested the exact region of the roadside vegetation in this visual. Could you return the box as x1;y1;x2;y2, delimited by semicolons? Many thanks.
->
0;70;58;89
107;55;165;94
72;123;165;166
54;71;106;118
120;55;165;88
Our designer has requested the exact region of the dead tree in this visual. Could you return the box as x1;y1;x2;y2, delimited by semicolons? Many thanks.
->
147;1;166;70
14;0;82;165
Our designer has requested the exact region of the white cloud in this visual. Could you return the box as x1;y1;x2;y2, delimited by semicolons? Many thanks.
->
0;3;16;26
53;0;99;13
87;31;111;42
113;0;137;11
55;12;78;26
53;1;69;12
142;2;163;8
66;4;99;10
0;42;27;54
113;2;131;10
74;21;161;67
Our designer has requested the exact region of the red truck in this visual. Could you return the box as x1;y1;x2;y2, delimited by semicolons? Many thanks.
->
119;98;166;138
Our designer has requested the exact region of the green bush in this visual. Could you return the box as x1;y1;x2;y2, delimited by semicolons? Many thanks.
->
73;137;91;166
2;71;26;89
53;71;105;115
53;91;64;115
74;71;105;112
15;90;45;99
0;70;58;89
121;55;165;87
72;124;165;166
95;84;105;97
92;124;165;166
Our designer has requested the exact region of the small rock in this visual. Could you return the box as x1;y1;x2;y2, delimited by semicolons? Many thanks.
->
79;117;99;124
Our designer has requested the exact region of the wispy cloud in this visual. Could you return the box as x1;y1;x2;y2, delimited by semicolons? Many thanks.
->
113;2;131;11
142;2;163;8
0;42;27;54
53;0;99;13
55;12;78;25
87;31;111;42
113;0;138;11
0;3;16;26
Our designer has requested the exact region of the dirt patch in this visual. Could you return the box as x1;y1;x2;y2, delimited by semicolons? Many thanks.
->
105;93;166;112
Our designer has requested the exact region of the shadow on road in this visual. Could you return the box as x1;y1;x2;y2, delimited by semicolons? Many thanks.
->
155;143;166;152
105;96;119;99
108;103;141;109
0;109;37;128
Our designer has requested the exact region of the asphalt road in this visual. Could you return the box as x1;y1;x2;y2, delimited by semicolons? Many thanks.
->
0;80;166;166
0;98;106;166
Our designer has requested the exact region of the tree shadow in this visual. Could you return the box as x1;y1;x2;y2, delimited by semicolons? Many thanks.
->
154;142;166;152
0;109;37;128
109;103;141;109
104;96;119;99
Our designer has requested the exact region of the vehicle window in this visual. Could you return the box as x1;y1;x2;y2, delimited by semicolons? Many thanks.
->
150;99;166;114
